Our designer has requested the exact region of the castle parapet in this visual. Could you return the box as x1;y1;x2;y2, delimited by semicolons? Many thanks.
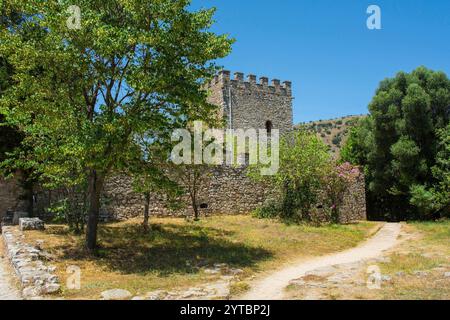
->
212;70;292;96
219;70;230;83
259;76;269;87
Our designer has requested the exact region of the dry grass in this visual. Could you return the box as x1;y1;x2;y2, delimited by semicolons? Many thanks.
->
285;220;450;300
23;215;377;300
0;238;21;290
373;220;450;300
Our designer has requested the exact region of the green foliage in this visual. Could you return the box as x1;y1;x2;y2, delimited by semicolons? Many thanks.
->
332;135;342;146
47;188;88;235
321;162;361;223
409;185;439;217
340;117;374;166
252;201;280;219
426;124;450;217
249;130;331;223
341;67;450;219
0;0;233;248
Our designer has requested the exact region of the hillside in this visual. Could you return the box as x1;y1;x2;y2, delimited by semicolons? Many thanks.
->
296;115;366;157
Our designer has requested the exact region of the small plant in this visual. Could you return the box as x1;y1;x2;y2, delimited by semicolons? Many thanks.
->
47;186;88;235
252;201;280;219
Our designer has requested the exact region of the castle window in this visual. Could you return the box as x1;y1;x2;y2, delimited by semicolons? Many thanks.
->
265;120;273;134
244;153;250;165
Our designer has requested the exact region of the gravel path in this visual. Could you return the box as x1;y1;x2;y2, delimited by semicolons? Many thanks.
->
240;223;402;300
0;245;21;300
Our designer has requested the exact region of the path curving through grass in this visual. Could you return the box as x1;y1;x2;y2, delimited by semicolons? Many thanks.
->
240;223;402;300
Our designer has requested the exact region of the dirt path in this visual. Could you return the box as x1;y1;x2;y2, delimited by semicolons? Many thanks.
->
0;243;21;300
240;223;402;300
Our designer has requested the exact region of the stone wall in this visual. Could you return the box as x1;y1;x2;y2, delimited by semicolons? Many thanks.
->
3;168;366;223
340;173;368;223
0;175;27;222
2;225;60;298
207;71;293;134
97;167;367;223
100;166;274;220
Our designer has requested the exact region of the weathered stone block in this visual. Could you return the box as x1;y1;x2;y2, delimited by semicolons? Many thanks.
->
19;218;45;231
101;289;132;300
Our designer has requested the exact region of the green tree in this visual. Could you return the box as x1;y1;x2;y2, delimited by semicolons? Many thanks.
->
0;0;232;250
341;67;450;220
0;8;39;214
340;117;373;166
249;130;331;222
410;124;450;218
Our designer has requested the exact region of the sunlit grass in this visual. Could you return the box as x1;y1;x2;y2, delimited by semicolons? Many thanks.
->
24;215;377;299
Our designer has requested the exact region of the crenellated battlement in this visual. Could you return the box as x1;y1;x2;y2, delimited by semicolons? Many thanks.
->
210;70;292;96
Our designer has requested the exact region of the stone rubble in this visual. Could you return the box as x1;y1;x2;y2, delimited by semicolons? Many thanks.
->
19;218;45;231
104;263;244;301
1;226;60;299
413;271;429;278
101;289;132;300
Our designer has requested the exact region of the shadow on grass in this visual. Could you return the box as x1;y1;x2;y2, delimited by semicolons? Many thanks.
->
47;222;273;276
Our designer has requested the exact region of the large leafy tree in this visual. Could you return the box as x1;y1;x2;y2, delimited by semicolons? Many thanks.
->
342;67;450;220
0;7;23;163
0;0;232;249
0;7;39;214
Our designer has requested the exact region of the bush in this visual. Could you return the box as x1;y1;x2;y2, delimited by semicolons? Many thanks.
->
249;130;331;223
321;163;361;223
332;135;342;146
252;201;280;219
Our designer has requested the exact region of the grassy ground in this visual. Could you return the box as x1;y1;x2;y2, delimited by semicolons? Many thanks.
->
372;220;450;300
23;215;377;299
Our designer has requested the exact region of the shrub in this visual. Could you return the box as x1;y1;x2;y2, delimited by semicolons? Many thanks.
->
248;130;331;223
332;135;342;146
321;163;361;223
252;201;280;219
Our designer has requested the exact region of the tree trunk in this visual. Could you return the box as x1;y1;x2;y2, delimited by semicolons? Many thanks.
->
19;169;34;216
86;170;105;251
191;191;199;221
143;192;150;232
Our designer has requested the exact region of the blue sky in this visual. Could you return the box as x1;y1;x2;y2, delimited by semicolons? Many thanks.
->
191;0;450;123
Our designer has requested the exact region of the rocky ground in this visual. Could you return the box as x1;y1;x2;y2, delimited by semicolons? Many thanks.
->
285;257;449;300
101;263;244;300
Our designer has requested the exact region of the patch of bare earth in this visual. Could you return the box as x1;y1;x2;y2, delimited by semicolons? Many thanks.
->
0;238;22;300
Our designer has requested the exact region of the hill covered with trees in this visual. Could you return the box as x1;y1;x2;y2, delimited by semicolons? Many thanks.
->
296;115;366;157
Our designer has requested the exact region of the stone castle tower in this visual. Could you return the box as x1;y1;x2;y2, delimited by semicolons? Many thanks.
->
207;71;294;133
